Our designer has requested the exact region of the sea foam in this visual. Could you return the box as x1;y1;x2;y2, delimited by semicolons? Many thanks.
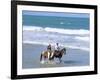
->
23;26;90;51
23;26;89;35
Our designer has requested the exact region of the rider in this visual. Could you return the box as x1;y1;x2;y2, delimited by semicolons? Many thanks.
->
47;44;52;59
55;43;60;53
47;44;51;51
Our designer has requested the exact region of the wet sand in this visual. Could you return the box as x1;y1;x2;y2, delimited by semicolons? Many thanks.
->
22;43;89;69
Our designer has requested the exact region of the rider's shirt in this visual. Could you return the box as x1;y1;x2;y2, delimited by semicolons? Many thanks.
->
55;45;60;51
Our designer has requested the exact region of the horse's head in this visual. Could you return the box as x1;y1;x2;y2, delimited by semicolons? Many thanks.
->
62;48;66;55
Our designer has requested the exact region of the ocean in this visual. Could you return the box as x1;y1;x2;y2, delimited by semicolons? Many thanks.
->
22;10;90;68
22;11;90;51
23;15;89;30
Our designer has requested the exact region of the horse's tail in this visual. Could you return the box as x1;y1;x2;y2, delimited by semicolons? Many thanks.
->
40;54;42;61
40;53;43;61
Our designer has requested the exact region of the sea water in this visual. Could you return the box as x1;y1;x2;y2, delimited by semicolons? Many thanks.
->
22;10;90;51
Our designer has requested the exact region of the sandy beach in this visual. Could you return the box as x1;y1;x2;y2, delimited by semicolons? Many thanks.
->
22;43;89;69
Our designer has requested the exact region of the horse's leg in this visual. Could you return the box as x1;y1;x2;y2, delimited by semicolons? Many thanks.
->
48;52;50;60
47;52;51;63
59;58;62;63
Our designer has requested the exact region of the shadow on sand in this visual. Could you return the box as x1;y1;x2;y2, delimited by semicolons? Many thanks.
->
63;60;79;64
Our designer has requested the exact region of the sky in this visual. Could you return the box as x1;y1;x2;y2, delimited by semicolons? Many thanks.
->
22;10;89;18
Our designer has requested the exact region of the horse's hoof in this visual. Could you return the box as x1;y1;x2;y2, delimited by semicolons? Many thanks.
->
40;60;45;64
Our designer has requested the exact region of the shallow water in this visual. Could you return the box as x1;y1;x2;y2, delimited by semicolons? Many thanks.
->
22;43;89;69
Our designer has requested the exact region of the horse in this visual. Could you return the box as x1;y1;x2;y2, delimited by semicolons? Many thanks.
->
40;48;66;63
50;48;66;63
40;50;54;62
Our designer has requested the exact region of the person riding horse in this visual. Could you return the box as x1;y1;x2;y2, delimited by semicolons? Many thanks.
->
40;43;66;63
47;44;53;59
55;43;60;55
47;43;60;59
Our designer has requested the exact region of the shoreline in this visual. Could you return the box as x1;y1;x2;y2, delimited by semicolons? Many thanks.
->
23;42;90;51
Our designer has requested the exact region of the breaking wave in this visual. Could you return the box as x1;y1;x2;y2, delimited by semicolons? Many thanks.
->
23;26;90;51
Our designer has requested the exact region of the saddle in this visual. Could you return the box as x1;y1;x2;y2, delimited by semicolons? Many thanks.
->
55;50;60;56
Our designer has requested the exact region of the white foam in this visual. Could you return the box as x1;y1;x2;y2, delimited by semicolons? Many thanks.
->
23;41;49;45
23;26;89;35
23;26;90;52
23;26;43;31
45;27;89;35
75;36;89;41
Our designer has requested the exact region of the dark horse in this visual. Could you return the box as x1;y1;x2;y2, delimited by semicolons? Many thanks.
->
50;48;66;63
40;48;66;63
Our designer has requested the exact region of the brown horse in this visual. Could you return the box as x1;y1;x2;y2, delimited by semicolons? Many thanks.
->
40;48;66;63
40;50;53;61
